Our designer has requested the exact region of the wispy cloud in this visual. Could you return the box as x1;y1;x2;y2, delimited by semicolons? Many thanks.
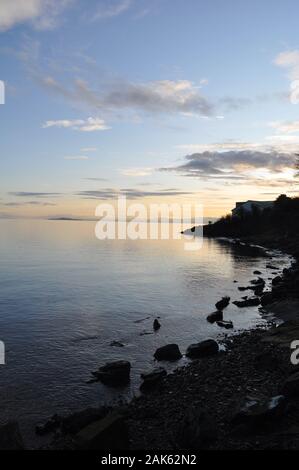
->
81;147;97;152
120;167;153;177
274;50;299;80
64;155;89;160
9;191;62;198
42;117;109;132
77;188;193;200
92;0;132;21
0;0;74;32
268;120;299;133
41;77;215;118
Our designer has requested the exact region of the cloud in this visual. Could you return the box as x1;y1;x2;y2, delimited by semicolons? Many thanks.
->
76;188;193;200
274;50;299;80
120;167;153;177
160;149;296;182
41;77;215;118
81;147;97;152
64;155;89;160
0;0;73;32
9;191;62;197
42;117;109;132
268;120;299;133
3;201;56;206
92;0;132;20
84;177;108;181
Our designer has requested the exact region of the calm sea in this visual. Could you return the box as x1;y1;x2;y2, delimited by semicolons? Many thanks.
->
0;219;291;445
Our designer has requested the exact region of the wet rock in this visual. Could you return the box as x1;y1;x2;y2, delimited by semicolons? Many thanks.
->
215;296;230;311
231;395;287;433
110;341;124;347
267;264;279;270
0;422;24;450
254;285;264;296
140;368;167;392
186;339;219;359
260;292;274;306
207;310;223;323
176;408;217;449
281;372;299;398
91;360;131;386
76;412;129;450
62;407;109;434
253;270;262;275
216;320;233;329
154;344;182;361
233;297;260;308
153;319;161;331
36;414;62;436
250;277;265;286
272;275;282;286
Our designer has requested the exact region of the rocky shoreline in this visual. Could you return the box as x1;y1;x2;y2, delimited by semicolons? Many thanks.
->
2;237;299;450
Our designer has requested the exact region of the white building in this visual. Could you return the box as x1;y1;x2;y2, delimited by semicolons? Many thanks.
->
232;200;274;217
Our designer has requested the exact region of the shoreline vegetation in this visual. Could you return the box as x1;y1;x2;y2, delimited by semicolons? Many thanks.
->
2;195;299;450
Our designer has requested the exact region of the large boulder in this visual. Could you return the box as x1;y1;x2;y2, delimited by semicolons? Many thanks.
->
140;368;167;392
76;412;128;450
176;408;217;449
154;344;182;361
0;422;24;450
91;360;131;386
186;339;219;359
207;310;223;323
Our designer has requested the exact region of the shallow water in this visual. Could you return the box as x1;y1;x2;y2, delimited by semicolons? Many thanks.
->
0;219;291;445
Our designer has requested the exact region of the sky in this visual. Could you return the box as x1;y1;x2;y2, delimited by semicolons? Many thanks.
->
0;0;299;220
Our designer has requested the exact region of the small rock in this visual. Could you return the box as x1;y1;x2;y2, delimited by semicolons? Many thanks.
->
233;297;260;308
109;341;124;347
207;310;223;323
91;360;131;386
216;320;233;329
215;296;230;311
186;339;219;359
154;344;182;361
253;270;262;275
153;319;161;331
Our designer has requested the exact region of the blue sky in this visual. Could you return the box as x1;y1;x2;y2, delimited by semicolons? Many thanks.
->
0;0;299;218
